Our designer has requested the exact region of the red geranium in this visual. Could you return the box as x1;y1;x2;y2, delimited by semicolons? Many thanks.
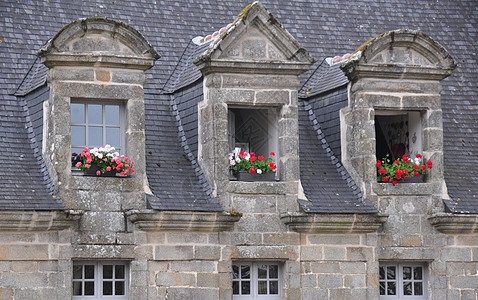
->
377;153;432;185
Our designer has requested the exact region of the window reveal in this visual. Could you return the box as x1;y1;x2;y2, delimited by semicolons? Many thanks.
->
375;111;422;162
379;263;425;299
73;261;128;299
233;262;281;299
228;107;278;163
71;101;124;155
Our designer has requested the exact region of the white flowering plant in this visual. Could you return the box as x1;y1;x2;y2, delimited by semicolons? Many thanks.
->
228;148;277;175
72;145;135;176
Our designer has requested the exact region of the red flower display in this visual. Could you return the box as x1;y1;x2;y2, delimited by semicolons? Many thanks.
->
377;153;432;185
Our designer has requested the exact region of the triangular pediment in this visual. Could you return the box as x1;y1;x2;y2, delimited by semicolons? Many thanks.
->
194;2;314;75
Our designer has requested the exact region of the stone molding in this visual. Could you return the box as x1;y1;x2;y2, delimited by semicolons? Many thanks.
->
0;210;82;231
126;210;242;232
281;212;387;233
37;17;160;69
194;2;314;75
428;213;478;233
341;30;456;81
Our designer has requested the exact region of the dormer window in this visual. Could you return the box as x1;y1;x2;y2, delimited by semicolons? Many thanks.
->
228;107;278;160
71;100;125;155
375;110;422;162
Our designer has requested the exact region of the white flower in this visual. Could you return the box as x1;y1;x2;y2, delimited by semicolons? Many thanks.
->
236;157;241;163
414;157;421;165
230;160;236;166
256;169;262;174
97;153;103;159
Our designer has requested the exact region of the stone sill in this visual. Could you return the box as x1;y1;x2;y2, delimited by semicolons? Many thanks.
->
225;181;290;195
428;213;478;233
373;182;440;196
281;212;387;233
126;210;242;232
0;210;82;231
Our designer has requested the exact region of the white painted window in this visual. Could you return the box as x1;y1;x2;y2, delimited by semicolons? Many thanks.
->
379;263;425;299
375;111;422;161
73;261;128;299
233;262;281;299
71;101;124;155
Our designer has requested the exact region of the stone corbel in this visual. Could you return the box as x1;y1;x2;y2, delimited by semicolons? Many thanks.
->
428;213;478;233
126;210;242;232
281;212;388;233
0;210;83;231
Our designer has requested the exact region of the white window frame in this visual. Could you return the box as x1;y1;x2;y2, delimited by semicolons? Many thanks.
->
228;106;279;179
70;100;125;155
72;261;129;300
379;262;426;299
375;110;423;161
233;261;281;299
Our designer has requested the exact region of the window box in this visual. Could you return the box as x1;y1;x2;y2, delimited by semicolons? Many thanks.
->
82;165;123;177
235;171;276;182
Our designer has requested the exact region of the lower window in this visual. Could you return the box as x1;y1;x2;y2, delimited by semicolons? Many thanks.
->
379;262;425;299
73;261;128;299
233;262;281;299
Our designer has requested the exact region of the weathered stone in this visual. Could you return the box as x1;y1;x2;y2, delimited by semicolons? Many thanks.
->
154;246;194;261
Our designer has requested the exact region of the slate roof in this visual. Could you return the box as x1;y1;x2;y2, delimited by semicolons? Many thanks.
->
0;0;477;213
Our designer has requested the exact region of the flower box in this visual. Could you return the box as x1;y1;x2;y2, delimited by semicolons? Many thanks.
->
236;171;276;182
82;165;119;177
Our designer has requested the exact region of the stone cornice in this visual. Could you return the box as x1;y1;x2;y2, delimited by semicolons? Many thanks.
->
428;213;478;233
126;210;242;232
281;212;387;233
0;210;82;231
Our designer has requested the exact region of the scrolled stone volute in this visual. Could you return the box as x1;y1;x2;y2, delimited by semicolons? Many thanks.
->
341;29;456;81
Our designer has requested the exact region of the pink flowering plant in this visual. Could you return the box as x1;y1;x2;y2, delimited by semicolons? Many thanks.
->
73;144;135;177
228;149;277;175
376;154;432;186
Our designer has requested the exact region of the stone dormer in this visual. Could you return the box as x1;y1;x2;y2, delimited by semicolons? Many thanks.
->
37;17;159;210
194;2;314;211
340;30;456;209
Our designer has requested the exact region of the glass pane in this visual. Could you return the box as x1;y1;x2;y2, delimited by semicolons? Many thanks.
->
85;281;95;295
71;103;85;123
241;281;250;295
403;266;412;280
106;127;120;147
387;282;396;295
73;265;82;279
258;281;267;294
89;126;103;146
103;281;112;295
105;105;120;125
258;265;267;279
379;282;385;295
233;281;239;294
403;281;412;295
88;104;103;124
270;280;278;294
73;282;82;295
241;265;250;279
103;265;113;279
115;281;125;295
414;267;423;280
71;126;86;146
233;265;239;279
115;265;125;279
379;266;385;280
269;265;278;279
387;266;396;280
84;265;95;279
414;282;423;295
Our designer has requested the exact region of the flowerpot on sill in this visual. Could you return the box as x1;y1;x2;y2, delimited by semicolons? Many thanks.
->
83;165;121;177
236;171;276;182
